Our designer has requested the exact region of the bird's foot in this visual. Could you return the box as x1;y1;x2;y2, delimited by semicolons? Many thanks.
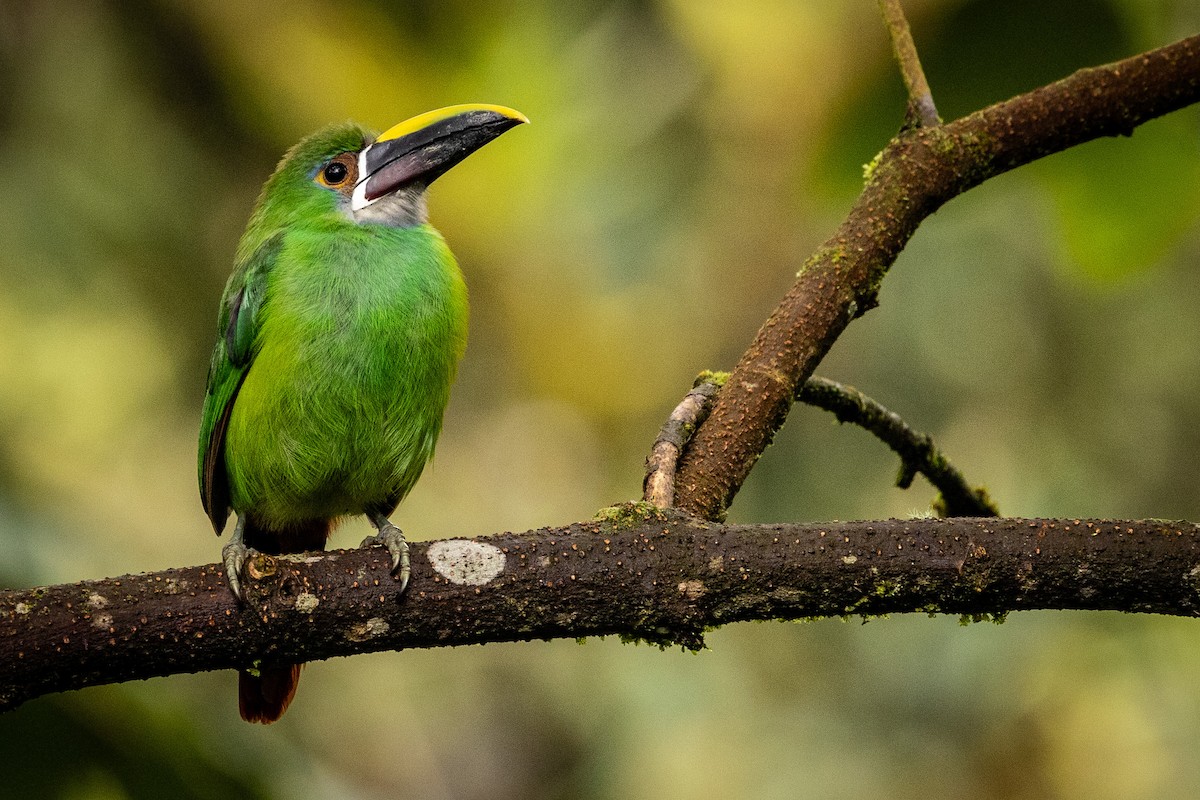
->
222;517;256;603
362;515;411;593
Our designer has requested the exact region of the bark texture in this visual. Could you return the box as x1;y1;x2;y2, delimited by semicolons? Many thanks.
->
672;34;1200;520
4;514;1200;711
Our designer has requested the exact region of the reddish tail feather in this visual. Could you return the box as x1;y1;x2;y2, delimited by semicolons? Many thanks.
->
237;516;331;724
239;664;303;723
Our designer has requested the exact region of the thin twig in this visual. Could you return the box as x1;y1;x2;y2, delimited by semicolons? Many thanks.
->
878;0;939;127
798;377;997;516
644;374;725;508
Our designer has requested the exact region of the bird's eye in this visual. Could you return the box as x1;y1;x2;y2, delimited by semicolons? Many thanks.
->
322;161;349;186
315;153;358;191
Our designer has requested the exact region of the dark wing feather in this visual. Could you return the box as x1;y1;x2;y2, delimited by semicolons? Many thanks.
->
197;234;283;533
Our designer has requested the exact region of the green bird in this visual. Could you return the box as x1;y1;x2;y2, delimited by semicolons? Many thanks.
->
198;104;526;723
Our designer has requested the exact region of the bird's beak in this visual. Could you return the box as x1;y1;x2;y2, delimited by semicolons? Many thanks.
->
351;104;528;211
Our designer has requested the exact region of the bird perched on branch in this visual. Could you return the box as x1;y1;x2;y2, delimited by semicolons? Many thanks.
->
198;104;527;723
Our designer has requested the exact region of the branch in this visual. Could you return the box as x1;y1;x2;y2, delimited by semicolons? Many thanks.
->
878;0;939;126
647;373;995;517
643;379;722;508
4;514;1200;711
673;33;1200;520
797;377;998;517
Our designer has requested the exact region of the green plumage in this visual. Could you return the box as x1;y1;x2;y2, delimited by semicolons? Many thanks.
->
199;123;467;535
199;105;523;724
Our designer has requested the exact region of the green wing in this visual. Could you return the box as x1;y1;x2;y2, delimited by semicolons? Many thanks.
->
198;234;282;533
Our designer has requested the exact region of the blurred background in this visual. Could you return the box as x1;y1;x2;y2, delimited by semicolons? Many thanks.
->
2;0;1200;797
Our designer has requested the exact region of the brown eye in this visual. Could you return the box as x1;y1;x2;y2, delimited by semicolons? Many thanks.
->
317;154;357;189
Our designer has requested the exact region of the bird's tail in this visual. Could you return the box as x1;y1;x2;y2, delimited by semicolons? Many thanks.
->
239;664;303;723
237;515;332;724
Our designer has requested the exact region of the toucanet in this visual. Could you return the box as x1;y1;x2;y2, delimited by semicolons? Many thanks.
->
198;104;527;723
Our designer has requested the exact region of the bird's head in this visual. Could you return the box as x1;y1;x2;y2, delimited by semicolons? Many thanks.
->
253;104;527;230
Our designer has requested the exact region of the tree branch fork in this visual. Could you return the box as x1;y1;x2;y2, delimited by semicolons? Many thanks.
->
671;32;1200;519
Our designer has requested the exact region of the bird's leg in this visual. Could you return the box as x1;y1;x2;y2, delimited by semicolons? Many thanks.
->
362;511;411;593
222;515;255;602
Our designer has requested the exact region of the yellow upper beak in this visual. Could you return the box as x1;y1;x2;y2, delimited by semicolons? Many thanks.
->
375;104;529;144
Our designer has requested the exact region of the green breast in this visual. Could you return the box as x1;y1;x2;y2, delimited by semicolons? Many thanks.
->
224;223;467;524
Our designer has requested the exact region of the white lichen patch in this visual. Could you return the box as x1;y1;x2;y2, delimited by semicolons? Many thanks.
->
278;553;324;564
294;592;320;613
15;602;31;615
428;540;506;586
277;553;302;562
345;617;390;642
86;594;112;628
842;555;858;565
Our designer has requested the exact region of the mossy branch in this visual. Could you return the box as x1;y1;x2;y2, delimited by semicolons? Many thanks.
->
672;33;1200;521
4;514;1200;712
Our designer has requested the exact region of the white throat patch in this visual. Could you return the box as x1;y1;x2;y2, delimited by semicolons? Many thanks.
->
347;187;428;228
348;148;428;227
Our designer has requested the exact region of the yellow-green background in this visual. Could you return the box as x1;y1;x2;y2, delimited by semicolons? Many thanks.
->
3;0;1200;797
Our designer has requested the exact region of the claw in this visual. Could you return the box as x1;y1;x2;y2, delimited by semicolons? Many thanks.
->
222;516;252;602
364;513;411;593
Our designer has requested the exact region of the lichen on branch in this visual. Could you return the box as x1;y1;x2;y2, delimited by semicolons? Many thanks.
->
4;516;1200;712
